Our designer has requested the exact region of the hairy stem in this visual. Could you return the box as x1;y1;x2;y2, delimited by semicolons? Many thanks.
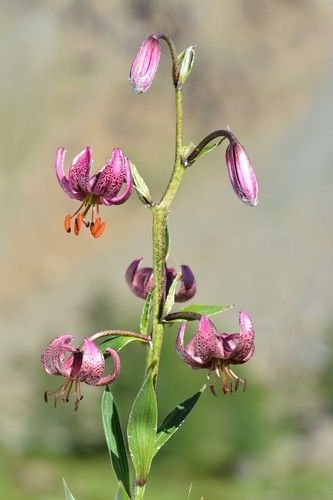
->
145;88;185;386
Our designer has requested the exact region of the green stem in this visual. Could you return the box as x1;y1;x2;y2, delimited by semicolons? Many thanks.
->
135;43;186;500
145;88;186;386
132;483;146;500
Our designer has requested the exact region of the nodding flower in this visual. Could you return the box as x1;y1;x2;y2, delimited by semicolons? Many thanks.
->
41;335;121;411
125;258;196;303
176;311;255;395
55;146;133;238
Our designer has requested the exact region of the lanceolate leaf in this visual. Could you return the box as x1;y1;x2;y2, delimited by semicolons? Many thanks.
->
178;304;234;317
101;388;131;496
140;289;153;337
194;139;223;160
162;273;181;318
155;386;205;453
100;336;143;353
63;479;76;500
127;373;157;486
130;162;153;205
115;482;131;500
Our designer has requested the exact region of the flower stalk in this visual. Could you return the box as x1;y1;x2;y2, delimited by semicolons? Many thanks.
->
145;85;185;386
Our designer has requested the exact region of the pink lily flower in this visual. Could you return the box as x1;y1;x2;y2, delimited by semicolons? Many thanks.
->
41;335;121;410
55;146;133;237
125;258;196;302
176;312;255;395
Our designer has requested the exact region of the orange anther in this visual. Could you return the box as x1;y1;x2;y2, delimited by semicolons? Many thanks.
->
74;213;83;235
90;217;102;236
93;221;106;238
64;214;71;233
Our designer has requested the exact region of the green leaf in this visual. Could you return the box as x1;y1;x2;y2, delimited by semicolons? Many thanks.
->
177;46;195;87
140;289;153;337
195;139;224;160
130;162;153;205
63;479;76;500
178;304;234;318
115;482;131;500
186;484;193;500
100;336;142;353
102;387;131;496
162;273;181;318
127;373;157;485
155;386;205;453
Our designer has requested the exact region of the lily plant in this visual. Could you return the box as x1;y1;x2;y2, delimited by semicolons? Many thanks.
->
41;32;259;500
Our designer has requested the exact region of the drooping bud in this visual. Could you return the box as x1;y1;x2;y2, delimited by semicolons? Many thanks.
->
225;140;258;207
177;46;195;88
129;34;161;94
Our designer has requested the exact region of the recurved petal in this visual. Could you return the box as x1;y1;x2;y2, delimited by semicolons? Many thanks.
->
68;146;92;195
175;323;206;369
217;333;240;359
41;335;75;376
55;148;78;199
125;258;143;286
231;311;255;364
125;258;153;299
78;338;105;384
91;348;121;386
175;265;197;302
90;148;125;199
108;156;133;205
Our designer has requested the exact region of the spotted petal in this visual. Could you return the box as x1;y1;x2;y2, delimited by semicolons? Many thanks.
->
231;311;255;364
175;265;197;302
78;338;105;384
107;156;133;205
176;323;207;369
195;315;225;361
92;348;121;386
68;146;92;197
41;335;75;376
91;148;125;200
55;148;80;199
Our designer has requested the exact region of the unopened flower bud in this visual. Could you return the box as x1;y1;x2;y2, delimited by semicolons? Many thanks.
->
129;34;161;94
225;140;258;207
177;46;195;88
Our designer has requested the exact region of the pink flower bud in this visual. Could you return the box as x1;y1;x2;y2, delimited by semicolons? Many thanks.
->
129;35;161;94
225;140;258;207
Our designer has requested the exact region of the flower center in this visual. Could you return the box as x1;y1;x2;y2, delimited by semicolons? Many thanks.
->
208;359;248;396
64;194;106;238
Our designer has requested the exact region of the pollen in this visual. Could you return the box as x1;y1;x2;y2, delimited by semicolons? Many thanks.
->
74;213;83;235
64;214;71;233
90;217;106;238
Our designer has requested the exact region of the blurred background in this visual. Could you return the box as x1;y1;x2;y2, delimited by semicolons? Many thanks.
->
1;0;333;498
